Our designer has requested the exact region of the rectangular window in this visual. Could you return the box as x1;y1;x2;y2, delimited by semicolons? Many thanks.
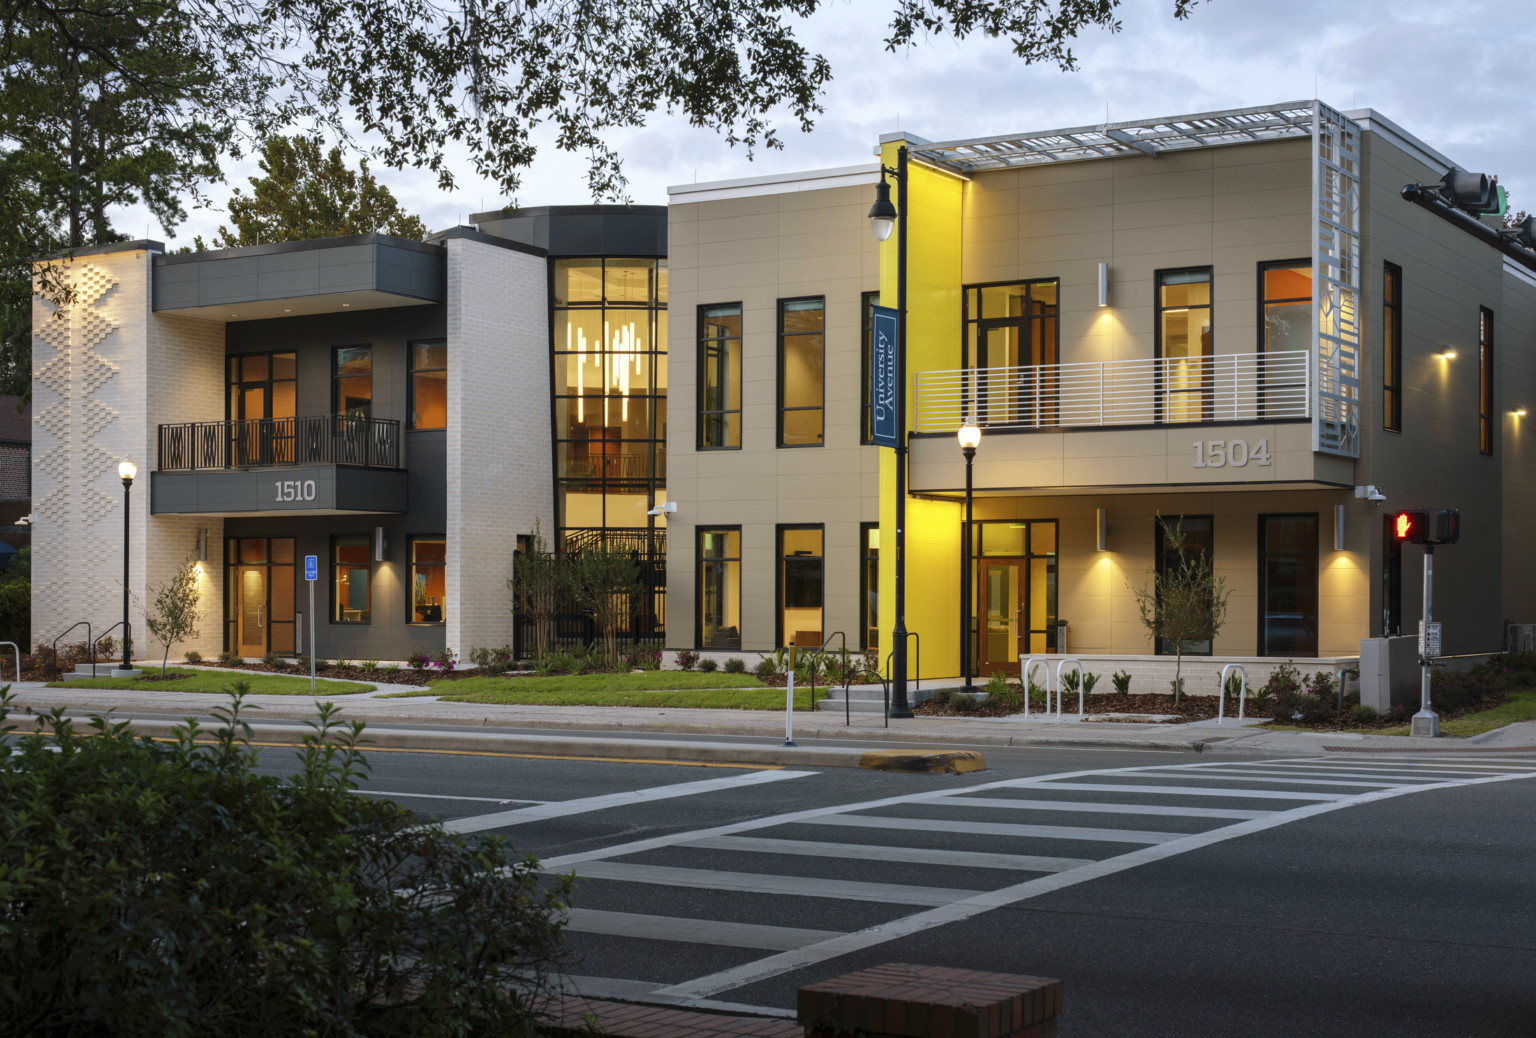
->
1480;306;1494;455
334;345;372;419
1156;268;1213;423
860;292;878;444
698;304;742;449
226;352;298;466
860;522;880;651
410;341;447;430
332;535;372;623
1383;262;1402;432
962;280;1059;426
1259;514;1318;657
777;525;824;648
409;537;446;623
1381;514;1402;636
697;528;742;649
1258;261;1312;417
778;298;824;447
1154;516;1214;657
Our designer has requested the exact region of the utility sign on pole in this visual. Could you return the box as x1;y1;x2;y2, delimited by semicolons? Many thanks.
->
870;304;899;448
304;555;318;692
1420;621;1442;659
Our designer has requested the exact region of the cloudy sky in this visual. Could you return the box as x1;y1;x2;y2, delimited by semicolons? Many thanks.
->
144;0;1535;247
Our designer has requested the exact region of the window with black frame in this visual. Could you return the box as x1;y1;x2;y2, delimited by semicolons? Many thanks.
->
860;522;879;651
962;280;1058;426
697;528;741;649
409;537;446;623
1383;263;1402;432
332;535;372;624
777;525;823;648
1480;306;1494;455
1157;269;1212;423
1381;513;1402;636
778;298;824;447
1155;516;1214;656
1259;514;1318;657
410;341;447;430
698;304;741;449
227;352;297;466
1258;261;1311;418
334;346;372;419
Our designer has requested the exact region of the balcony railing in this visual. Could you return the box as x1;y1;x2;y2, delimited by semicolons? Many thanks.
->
913;350;1311;433
157;414;401;471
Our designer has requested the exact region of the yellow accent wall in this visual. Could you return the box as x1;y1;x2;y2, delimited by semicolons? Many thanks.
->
877;141;965;678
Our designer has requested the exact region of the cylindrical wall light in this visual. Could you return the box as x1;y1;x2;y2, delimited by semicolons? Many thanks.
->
197;528;208;562
1097;262;1110;307
1334;503;1346;552
1095;507;1109;551
374;526;387;562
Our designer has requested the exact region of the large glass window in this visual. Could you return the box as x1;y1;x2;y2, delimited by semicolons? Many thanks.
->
1259;514;1318;657
227;352;297;466
778;298;824;447
698;304;741;449
410;341;447;430
332;535;372;624
860;523;880;651
334;346;372;419
1157;268;1212;423
861;292;879;444
1259;261;1312;417
1155;516;1214;657
1480;306;1494;455
1383;263;1402;432
698;528;741;649
777;525;823;648
410;537;446;624
963;280;1058;426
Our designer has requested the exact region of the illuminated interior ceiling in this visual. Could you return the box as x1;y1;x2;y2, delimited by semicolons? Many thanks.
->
910;101;1319;172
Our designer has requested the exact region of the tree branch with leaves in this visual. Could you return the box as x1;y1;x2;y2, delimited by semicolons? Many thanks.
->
1130;516;1229;704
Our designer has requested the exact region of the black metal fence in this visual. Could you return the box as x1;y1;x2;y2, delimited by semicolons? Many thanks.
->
158;414;401;471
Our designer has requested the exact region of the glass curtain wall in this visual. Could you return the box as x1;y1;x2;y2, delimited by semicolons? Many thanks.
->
552;257;668;644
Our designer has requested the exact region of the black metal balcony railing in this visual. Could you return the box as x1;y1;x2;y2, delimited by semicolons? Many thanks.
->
157;415;401;471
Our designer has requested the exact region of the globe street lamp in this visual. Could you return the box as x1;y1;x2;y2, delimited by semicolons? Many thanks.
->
117;459;136;675
868;144;914;717
958;419;981;692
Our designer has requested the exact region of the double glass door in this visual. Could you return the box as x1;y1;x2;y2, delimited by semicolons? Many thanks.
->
228;353;298;466
225;538;296;655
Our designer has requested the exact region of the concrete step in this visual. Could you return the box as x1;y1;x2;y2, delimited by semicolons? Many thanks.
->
60;663;141;681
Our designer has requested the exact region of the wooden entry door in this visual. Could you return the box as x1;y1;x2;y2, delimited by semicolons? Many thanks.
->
237;566;267;656
978;559;1024;677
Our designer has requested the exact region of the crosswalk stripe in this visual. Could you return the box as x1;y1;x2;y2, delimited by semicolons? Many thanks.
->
945;797;1269;820
559;861;976;906
1257;761;1535;775
1213;764;1506;779
1023;781;1344;801
563;908;839;951
801;814;1184;844
1138;770;1406;789
685;835;1095;873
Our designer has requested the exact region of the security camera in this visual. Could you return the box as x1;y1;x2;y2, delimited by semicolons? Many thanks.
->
13;514;31;526
646;501;678;517
1354;485;1386;503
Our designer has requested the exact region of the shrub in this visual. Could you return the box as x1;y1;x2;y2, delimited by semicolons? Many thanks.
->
312;658;331;673
986;671;1021;711
1081;671;1100;694
183;650;203;664
1259;661;1303;719
0;687;576;1036
361;659;380;674
1169;676;1184;700
753;657;778;679
723;657;746;674
624;646;662;671
928;687;954;709
1349;703;1379;724
469;645;516;673
1060;670;1081;693
676;649;700;671
261;651;284;668
406;649;431;671
430;648;457;673
217;651;242;666
698;658;719;673
1111;670;1132;695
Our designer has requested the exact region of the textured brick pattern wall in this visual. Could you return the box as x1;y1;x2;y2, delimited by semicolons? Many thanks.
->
444;238;552;655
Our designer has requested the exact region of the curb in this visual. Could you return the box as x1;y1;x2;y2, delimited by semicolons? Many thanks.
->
859;749;987;773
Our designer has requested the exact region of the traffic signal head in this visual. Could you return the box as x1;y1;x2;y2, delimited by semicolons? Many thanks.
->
1392;508;1460;545
1440;171;1506;216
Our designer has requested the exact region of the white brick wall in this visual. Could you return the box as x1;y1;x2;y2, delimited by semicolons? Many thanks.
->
444;237;552;655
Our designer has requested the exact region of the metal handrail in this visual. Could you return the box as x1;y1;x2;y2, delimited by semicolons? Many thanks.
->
805;631;850;723
1056;658;1085;719
157;413;402;471
0;641;19;683
1022;657;1051;718
914;349;1312;432
882;632;921;692
50;621;91;680
1219;663;1248;723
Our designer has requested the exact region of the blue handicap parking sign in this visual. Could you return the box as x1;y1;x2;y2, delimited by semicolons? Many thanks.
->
304;554;318;581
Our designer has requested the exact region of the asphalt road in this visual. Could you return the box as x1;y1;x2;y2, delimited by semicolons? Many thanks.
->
258;742;1536;1037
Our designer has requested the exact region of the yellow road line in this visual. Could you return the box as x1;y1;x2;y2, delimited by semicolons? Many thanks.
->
147;736;783;770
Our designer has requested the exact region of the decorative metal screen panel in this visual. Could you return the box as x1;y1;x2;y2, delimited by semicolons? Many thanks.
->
1313;102;1362;456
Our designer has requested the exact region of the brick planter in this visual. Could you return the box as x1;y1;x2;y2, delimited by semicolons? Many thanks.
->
799;963;1063;1038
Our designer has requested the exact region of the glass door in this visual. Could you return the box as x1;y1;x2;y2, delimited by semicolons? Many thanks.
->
237;566;266;657
978;560;1023;676
225;537;297;655
228;353;297;466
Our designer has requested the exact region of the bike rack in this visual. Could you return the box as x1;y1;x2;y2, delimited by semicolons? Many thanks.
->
1218;663;1248;724
1021;657;1051;719
1056;658;1085;719
50;621;92;680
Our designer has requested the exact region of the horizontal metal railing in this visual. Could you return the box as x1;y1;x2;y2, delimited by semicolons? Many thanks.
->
914;350;1311;432
157;414;401;471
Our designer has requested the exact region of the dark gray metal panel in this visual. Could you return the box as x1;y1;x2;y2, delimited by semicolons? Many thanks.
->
152;264;201;310
150;465;406;515
152;240;445;311
335;467;408;513
405;431;447;531
377;246;444;300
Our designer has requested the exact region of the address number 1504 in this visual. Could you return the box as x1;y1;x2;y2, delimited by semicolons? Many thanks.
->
1192;438;1271;468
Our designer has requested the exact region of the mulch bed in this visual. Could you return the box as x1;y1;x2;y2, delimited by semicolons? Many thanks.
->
917;690;1245;722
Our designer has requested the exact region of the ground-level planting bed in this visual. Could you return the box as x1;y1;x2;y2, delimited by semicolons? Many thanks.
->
915;689;1228;722
47;669;376;695
387;672;810;709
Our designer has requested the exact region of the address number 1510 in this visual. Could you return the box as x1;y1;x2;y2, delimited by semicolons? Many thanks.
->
1192;438;1271;468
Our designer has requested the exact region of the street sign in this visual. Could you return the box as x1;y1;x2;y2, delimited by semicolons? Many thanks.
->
870;304;899;448
304;554;318;582
1420;621;1442;658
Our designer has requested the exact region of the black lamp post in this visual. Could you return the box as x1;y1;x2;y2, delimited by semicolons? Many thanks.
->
868;145;913;717
117;459;136;674
958;419;981;691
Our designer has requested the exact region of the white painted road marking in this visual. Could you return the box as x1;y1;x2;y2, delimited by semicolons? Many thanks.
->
1032;781;1345;800
560;861;980;906
685;835;1095;873
440;769;816;834
356;790;550;805
801;814;1185;845
946;796;1270;820
563;908;841;951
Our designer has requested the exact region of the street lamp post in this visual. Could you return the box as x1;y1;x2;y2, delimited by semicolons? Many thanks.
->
958;420;981;691
868;145;913;717
117;459;136;675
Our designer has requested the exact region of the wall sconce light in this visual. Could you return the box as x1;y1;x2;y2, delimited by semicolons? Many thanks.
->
1097;262;1110;307
374;526;387;562
1440;348;1458;360
1334;503;1347;552
1515;408;1528;417
1095;507;1109;551
197;528;208;562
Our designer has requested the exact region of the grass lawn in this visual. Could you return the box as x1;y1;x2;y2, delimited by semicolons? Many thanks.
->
47;668;376;696
1269;687;1536;737
383;671;816;709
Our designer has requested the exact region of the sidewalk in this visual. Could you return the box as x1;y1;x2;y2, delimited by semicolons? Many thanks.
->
9;676;1536;760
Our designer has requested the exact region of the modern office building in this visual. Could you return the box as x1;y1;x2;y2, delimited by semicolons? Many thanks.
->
30;100;1536;678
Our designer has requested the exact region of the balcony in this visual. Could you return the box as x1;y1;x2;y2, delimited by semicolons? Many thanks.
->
151;415;407;516
913;350;1311;432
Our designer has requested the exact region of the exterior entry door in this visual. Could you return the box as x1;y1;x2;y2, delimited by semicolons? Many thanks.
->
238;566;266;656
978;560;1023;676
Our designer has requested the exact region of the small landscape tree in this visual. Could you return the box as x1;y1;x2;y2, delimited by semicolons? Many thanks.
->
1130;517;1231;704
569;541;642;670
143;557;201;674
510;522;565;660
